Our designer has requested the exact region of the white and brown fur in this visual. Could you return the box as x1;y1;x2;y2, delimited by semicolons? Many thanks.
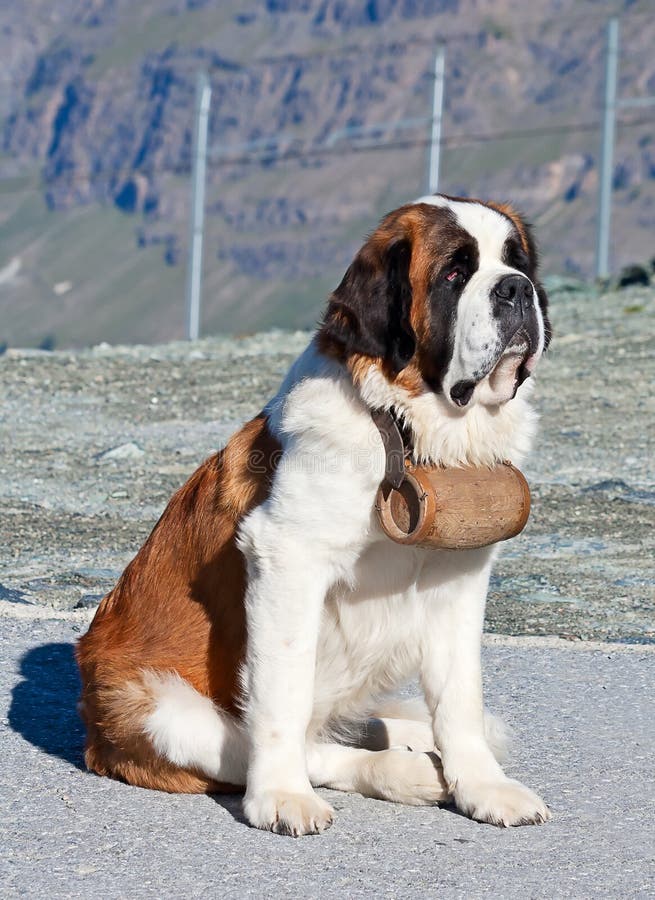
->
77;195;552;835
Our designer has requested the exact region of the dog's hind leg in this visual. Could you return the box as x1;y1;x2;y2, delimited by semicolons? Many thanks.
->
359;715;435;753
84;669;248;792
306;742;449;806
360;704;508;763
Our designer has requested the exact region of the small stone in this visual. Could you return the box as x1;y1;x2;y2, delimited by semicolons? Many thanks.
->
616;264;650;289
74;594;103;610
95;442;145;462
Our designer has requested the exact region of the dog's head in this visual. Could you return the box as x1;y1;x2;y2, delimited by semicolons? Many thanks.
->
318;195;551;409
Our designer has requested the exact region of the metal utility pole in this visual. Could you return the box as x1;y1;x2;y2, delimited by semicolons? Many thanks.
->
595;18;619;281
427;44;446;195
186;71;211;341
595;18;655;280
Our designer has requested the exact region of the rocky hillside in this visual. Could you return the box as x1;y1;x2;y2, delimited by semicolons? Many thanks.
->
1;0;654;347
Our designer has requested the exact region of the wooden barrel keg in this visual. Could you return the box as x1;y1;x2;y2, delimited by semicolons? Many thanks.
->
375;461;531;550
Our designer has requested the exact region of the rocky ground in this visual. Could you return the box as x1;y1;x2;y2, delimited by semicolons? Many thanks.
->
0;282;653;642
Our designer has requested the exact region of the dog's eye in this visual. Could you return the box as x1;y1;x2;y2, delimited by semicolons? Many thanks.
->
446;268;464;283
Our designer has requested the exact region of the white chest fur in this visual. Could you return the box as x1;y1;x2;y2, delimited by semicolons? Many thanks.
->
253;340;531;732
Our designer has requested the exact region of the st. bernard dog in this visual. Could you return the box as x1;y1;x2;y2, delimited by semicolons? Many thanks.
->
77;194;552;836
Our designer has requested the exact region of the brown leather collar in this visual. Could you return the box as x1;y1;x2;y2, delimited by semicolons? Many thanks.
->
370;408;413;490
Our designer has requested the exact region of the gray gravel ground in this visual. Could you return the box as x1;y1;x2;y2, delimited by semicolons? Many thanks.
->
1;282;654;897
1;621;654;899
1;282;653;640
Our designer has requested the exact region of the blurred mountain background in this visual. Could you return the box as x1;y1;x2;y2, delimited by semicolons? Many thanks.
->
0;0;654;348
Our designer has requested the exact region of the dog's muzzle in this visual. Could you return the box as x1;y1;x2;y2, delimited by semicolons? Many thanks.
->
449;274;541;408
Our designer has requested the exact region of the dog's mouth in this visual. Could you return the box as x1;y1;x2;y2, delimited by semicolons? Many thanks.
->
487;330;533;399
450;328;537;408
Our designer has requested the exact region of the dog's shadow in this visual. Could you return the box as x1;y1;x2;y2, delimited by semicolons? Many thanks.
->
9;642;85;769
9;641;247;823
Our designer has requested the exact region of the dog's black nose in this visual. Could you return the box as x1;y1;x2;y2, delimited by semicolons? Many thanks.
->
492;274;533;315
450;380;476;407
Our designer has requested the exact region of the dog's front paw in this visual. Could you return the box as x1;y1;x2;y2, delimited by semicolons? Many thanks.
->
243;789;335;837
454;777;551;827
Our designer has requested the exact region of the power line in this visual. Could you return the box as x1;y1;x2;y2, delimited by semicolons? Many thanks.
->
205;115;655;168
0;113;652;196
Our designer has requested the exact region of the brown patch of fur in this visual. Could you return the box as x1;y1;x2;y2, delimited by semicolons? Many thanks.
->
347;352;382;387
76;414;281;793
393;362;425;396
402;204;480;393
348;352;425;400
336;204;472;398
486;201;530;255
406;210;442;351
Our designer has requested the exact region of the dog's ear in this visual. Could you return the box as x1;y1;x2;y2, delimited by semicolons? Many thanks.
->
536;284;552;350
519;218;552;352
319;236;416;374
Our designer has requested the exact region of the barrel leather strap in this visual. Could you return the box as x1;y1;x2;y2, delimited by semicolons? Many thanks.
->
370;408;410;490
